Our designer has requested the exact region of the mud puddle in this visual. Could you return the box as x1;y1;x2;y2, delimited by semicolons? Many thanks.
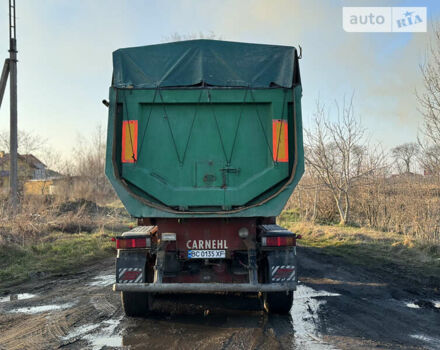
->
410;334;440;350
66;283;342;350
83;318;123;350
290;284;340;350
9;301;76;314
0;293;36;302
405;299;440;310
62;324;100;341
87;274;114;287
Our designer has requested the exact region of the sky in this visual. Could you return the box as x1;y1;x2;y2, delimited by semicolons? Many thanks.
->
0;0;439;161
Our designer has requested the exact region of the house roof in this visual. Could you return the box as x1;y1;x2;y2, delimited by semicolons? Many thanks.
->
0;153;46;168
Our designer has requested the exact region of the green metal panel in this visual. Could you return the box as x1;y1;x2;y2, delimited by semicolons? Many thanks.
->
105;86;304;218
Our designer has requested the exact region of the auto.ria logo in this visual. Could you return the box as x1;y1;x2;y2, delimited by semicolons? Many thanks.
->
343;7;427;32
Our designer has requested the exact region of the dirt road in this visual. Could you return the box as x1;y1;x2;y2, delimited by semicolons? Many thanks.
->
0;246;439;350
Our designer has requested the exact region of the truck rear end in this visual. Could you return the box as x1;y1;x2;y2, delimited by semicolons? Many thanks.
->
105;39;304;315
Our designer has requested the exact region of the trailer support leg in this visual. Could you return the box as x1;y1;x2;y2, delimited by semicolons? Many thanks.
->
248;249;258;284
153;250;164;283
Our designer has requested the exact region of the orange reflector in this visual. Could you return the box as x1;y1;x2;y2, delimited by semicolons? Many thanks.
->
116;237;149;249
122;120;138;163
262;236;295;247
272;120;288;162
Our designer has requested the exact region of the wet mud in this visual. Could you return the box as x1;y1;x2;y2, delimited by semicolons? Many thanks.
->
0;247;439;349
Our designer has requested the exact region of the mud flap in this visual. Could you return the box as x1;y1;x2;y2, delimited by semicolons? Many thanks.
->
267;250;296;284
116;251;147;284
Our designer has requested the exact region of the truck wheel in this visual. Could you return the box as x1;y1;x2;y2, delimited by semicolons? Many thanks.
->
263;291;293;314
121;292;152;317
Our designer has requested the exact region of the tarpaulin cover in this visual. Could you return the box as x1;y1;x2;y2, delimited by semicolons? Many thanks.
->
112;40;299;88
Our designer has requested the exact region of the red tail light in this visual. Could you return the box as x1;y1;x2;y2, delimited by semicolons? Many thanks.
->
116;237;150;249
261;236;295;247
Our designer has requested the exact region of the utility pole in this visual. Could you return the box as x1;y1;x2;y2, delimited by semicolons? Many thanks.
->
9;0;18;211
0;59;9;108
0;1;18;211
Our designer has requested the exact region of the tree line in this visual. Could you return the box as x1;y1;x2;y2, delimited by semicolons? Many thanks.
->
288;26;440;244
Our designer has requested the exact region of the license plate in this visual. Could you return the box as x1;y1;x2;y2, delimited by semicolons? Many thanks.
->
188;250;225;259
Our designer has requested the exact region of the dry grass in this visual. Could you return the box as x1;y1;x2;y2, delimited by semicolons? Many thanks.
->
0;196;132;288
279;214;440;286
0;197;130;246
0;230;117;288
288;174;440;244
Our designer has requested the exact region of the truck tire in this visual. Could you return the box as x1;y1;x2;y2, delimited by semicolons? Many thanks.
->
263;291;293;314
121;292;152;317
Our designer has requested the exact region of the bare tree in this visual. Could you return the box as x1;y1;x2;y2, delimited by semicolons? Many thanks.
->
0;129;65;175
71;124;114;202
0;129;47;155
305;96;384;225
419;144;440;176
417;23;440;174
391;143;419;174
162;31;221;43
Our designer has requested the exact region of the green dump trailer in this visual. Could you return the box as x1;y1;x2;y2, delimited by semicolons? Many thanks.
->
106;40;304;315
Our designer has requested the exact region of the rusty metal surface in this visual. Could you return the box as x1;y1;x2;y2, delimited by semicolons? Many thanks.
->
155;218;257;251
